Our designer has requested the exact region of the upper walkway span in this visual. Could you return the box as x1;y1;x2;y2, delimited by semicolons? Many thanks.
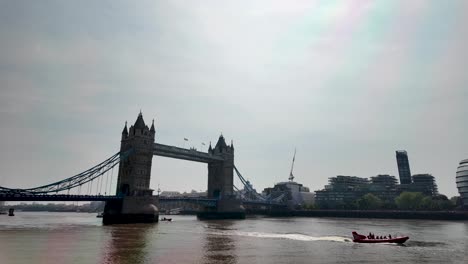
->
153;143;224;163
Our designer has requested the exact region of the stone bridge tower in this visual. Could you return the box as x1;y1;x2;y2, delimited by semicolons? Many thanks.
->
207;135;234;199
117;112;155;196
103;112;159;224
200;135;245;219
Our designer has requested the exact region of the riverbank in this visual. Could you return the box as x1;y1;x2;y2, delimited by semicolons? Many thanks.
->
268;210;468;220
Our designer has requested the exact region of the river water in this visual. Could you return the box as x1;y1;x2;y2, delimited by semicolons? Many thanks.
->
0;212;467;264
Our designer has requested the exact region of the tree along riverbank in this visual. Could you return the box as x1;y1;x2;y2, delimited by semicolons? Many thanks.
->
267;210;468;220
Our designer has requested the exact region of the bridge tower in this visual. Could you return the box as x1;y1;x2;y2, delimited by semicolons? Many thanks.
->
199;135;245;219
103;112;159;224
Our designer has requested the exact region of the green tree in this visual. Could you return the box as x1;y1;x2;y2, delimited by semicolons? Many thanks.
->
420;195;455;211
395;192;425;210
303;204;317;210
450;196;462;207
421;196;435;210
357;193;383;210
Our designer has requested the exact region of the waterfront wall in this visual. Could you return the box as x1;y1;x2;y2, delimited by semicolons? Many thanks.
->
268;210;468;220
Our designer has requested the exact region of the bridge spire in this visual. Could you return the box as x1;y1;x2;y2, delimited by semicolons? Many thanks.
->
134;111;146;129
150;119;155;133
121;121;128;139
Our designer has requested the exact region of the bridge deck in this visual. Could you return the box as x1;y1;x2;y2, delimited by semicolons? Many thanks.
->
0;194;122;202
0;194;285;207
153;143;223;163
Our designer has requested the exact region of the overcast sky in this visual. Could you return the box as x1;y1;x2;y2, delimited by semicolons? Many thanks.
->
0;0;467;197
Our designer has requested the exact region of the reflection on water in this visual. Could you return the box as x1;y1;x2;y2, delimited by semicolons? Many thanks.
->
101;224;156;264
202;221;237;264
1;213;468;264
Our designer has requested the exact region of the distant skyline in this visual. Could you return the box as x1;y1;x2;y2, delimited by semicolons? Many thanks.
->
0;1;467;197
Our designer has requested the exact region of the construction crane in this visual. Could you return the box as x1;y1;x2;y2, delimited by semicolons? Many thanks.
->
288;148;296;182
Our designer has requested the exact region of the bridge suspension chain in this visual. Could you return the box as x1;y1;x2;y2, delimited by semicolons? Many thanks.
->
0;149;132;195
233;165;267;201
234;165;289;204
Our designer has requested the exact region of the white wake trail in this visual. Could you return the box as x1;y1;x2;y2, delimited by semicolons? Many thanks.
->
209;230;351;243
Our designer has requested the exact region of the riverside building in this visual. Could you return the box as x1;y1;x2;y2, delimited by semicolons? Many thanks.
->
396;150;412;184
315;174;439;208
410;174;438;196
315;176;369;208
369;175;399;202
456;159;468;209
263;181;314;209
315;151;441;208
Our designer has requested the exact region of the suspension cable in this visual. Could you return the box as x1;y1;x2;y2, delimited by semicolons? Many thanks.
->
109;167;114;195
100;166;105;194
104;168;109;195
0;149;132;195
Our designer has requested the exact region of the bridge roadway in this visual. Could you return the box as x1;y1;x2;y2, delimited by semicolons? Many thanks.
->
0;194;122;202
153;143;223;163
0;194;285;207
0;194;217;205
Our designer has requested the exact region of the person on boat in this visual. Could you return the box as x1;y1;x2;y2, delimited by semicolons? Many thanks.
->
384;236;387;239
368;232;371;239
389;234;392;239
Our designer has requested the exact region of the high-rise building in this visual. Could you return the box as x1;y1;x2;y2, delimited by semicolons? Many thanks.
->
456;159;468;209
396;150;412;184
411;174;438;196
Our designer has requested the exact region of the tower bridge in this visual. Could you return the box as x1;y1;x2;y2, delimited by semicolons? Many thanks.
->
0;112;287;224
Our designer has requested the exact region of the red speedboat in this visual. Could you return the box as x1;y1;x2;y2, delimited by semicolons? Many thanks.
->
352;232;409;244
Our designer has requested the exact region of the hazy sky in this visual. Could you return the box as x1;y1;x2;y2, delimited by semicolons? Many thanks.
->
1;0;467;197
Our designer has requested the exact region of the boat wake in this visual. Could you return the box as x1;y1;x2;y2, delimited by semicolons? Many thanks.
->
406;241;446;248
210;230;351;243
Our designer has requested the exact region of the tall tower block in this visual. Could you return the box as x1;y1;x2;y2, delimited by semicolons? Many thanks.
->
396;150;412;185
103;112;159;224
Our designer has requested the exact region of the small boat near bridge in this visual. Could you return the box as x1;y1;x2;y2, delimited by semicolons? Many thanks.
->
352;231;409;244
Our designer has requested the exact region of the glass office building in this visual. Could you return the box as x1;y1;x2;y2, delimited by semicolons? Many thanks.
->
396;150;412;184
456;159;468;209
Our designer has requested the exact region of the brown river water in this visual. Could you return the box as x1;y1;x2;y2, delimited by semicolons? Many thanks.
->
0;212;467;264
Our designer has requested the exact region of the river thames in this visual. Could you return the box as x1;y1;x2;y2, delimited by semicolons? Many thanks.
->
0;212;467;264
